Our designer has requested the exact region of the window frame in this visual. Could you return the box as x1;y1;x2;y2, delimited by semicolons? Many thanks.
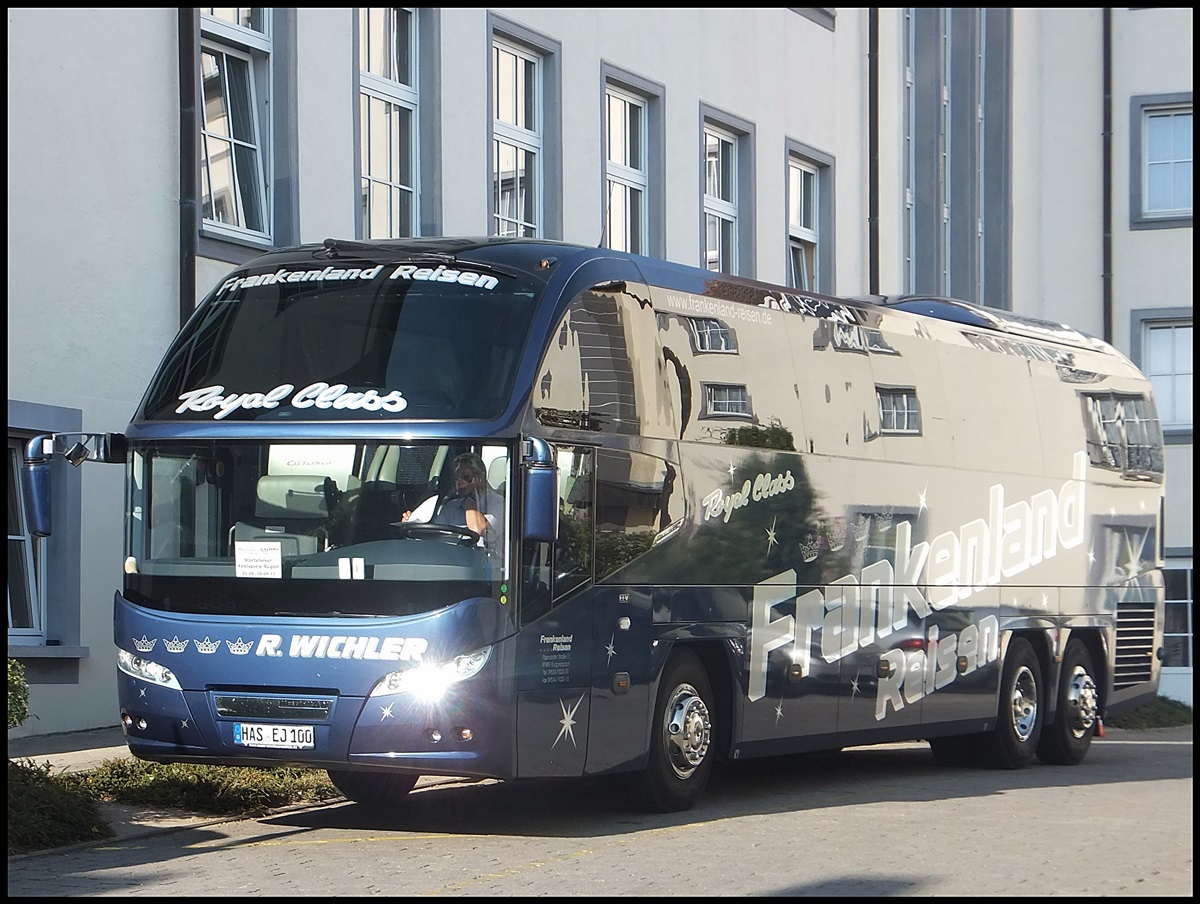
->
699;382;753;420
604;82;649;255
358;7;420;239
199;7;273;246
8;437;44;639
1162;561;1193;671
601;65;664;259
699;107;755;278
7;399;87;660
785;139;835;294
490;34;544;238
1130;308;1192;443
877;386;923;435
1130;93;1193;230
686;316;739;354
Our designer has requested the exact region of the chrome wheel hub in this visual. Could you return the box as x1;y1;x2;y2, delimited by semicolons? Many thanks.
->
1010;665;1039;742
1064;665;1099;738
664;684;711;779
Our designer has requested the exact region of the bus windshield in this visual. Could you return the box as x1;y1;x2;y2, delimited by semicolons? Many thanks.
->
137;257;541;422
123;439;513;618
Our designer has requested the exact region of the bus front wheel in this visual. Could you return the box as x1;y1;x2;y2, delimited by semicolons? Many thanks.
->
632;648;715;813
327;769;419;807
978;637;1043;770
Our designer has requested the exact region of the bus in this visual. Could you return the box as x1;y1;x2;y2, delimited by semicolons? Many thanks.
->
22;237;1166;812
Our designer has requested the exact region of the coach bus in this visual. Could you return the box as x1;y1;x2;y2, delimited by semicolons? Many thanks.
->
23;236;1166;812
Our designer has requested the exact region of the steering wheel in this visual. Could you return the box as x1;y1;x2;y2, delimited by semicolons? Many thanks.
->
392;522;481;546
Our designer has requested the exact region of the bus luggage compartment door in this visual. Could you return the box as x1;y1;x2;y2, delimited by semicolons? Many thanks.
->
513;594;594;778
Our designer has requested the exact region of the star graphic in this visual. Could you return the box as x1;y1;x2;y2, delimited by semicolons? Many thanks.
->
181;719;189;729
850;672;862;697
139;688;146;698
605;635;617;666
918;487;928;514
553;695;585;748
774;698;785;724
380;702;395;721
728;460;736;477
765;516;778;554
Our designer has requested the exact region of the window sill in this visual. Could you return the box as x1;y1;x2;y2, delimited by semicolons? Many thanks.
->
7;644;90;660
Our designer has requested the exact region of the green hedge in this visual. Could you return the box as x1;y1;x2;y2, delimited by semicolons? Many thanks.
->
8;658;30;730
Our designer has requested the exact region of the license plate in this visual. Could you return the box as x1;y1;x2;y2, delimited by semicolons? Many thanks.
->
234;722;314;749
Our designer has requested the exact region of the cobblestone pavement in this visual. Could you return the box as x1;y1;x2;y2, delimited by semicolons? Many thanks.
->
7;726;1192;896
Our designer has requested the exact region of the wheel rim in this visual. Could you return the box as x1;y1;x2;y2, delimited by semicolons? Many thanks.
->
1064;665;1099;738
1009;665;1039;742
662;682;711;779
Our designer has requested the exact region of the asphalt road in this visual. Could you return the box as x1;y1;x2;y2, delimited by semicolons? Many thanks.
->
7;727;1192;897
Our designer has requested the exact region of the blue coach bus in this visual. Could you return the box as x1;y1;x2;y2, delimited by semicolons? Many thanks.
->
23;237;1166;811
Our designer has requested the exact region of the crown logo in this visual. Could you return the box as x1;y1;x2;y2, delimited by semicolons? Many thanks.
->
827;518;846;552
875;507;894;532
226;637;254;655
133;635;156;653
194;636;221;654
852;515;872;542
799;534;821;563
163;636;190;653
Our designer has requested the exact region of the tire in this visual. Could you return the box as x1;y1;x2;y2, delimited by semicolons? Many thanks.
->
1036;639;1100;766
327;769;419;807
631;648;715;812
928;734;979;767
977;636;1043;770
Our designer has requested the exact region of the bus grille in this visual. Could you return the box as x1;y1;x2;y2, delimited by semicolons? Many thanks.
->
1113;594;1156;689
213;695;333;721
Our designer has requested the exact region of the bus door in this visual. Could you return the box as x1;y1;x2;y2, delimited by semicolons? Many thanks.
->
513;445;596;778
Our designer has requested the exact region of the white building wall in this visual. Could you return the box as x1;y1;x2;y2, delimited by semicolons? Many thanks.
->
8;7;183;734
1010;8;1107;335
294;9;358;243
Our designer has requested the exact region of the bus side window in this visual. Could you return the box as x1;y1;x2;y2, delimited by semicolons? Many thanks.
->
519;447;594;625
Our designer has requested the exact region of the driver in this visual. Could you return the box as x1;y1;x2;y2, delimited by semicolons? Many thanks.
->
402;452;505;543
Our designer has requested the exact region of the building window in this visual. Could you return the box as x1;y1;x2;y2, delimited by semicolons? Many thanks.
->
492;36;542;237
703;123;738;273
687;317;738;354
1163;565;1193;669
787;157;819;291
200;8;271;241
1144;320;1193;431
7;402;85;659
605;84;648;255
7;437;43;638
359;8;419;239
700;383;752;419
1131;95;1193;229
1143;107;1193;218
1081;392;1165;476
877;387;922;434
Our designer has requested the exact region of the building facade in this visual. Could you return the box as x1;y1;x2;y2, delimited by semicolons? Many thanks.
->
7;7;1192;738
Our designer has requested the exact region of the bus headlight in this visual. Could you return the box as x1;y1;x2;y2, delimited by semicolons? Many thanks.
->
117;649;182;690
369;646;492;703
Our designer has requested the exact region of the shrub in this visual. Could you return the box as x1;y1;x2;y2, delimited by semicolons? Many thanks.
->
7;759;112;856
8;658;30;730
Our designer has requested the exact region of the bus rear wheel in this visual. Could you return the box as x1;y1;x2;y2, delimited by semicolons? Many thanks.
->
631;648;715;812
978;636;1043;769
1036;639;1099;766
327;769;419;807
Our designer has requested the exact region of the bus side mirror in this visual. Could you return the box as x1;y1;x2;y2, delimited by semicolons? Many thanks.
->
22;436;56;537
20;432;128;538
521;437;559;543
